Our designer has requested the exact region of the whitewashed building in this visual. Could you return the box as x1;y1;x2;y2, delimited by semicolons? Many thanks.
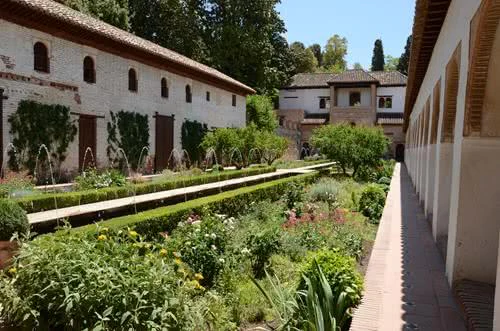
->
0;0;254;172
278;70;407;159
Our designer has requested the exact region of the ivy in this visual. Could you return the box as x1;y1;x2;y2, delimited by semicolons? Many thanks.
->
8;100;77;176
181;120;208;165
107;110;149;170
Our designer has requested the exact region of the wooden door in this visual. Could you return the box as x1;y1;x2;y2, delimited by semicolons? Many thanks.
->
79;115;97;171
155;114;174;171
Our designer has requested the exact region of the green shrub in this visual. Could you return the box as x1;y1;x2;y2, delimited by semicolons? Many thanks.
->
0;229;208;329
284;181;304;210
358;184;386;223
299;251;363;310
0;171;35;199
0;200;29;241
308;178;340;210
74;168;127;190
15;166;276;213
246;229;282;278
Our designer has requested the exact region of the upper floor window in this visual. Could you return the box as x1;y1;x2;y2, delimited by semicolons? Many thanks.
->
378;96;393;109
206;91;210;102
349;92;361;107
161;78;169;98
83;56;96;83
232;94;237;107
34;42;49;73
186;85;192;103
319;98;326;109
128;68;138;92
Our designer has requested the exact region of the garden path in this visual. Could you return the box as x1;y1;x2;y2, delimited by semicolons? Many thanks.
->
350;164;466;331
27;162;335;225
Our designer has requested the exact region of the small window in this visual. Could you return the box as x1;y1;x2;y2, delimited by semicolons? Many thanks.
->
232;94;237;107
34;42;49;73
206;91;210;102
279;116;285;126
349;92;361;107
161;78;168;98
319;98;326;109
83;56;96;83
378;97;385;108
385;97;393;109
186;85;192;103
128;68;138;92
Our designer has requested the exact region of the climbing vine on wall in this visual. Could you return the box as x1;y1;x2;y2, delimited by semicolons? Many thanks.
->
181;120;208;164
107;110;149;170
8;100;77;176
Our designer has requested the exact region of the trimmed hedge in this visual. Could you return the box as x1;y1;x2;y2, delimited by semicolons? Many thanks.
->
13;167;276;214
75;172;319;238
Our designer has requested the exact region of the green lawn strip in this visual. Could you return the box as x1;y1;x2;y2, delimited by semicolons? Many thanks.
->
75;172;319;237
274;159;330;169
13;167;276;214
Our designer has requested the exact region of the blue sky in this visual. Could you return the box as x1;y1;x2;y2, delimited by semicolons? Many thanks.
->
276;0;415;69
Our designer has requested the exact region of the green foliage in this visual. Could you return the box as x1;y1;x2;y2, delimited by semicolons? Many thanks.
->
107;110;149;170
74;168;127;190
355;159;396;183
246;229;282;278
181;120;208;165
16;167;276;214
323;34;348;71
284;181;304;210
0;229;213;329
308;43;323;67
308;178;340;210
0;200;29;241
168;215;230;287
311;124;389;176
299;251;363;311
201;127;241;166
397;35;412;76
8;100;77;174
246;95;278;132
56;0;129;30
371;39;385;71
384;55;400;71
0;171;34;199
290;41;318;74
257;131;288;165
358;184;386;223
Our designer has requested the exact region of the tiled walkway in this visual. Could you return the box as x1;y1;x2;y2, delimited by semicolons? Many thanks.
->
350;164;466;331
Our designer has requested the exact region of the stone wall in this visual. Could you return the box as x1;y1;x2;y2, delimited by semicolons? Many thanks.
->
0;19;246;171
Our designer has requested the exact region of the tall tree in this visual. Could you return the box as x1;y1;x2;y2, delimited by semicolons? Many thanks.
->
323;35;348;72
397;35;412;76
290;42;318;74
384;55;400;71
308;43;323;67
56;0;129;30
371;39;385;71
353;62;364;70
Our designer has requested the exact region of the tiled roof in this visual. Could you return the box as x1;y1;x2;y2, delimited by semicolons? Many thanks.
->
285;70;407;88
369;71;408;86
1;0;255;94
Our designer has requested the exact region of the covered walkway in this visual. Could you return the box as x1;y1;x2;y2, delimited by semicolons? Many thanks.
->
351;164;465;331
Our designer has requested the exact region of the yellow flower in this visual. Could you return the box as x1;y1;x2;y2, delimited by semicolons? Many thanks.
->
194;273;204;280
100;227;109;232
129;230;138;238
8;267;16;274
98;234;107;241
160;249;168;256
174;258;182;265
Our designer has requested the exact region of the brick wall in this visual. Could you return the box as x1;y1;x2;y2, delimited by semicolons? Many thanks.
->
0;19;246;171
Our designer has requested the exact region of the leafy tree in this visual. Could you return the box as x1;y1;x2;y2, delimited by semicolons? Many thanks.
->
246;95;278;132
353;62;364;70
323;35;348;71
397;35;412;76
384;55;400;71
256;131;288;165
311;124;388;176
290;42;318;74
200;128;241;167
308;43;323;67
55;0;129;30
371;39;385;71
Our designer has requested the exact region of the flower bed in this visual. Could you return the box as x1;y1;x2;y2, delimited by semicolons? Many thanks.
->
0;170;393;330
11;166;276;214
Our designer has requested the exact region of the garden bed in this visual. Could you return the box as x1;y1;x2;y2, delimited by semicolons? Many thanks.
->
10;166;276;214
0;167;394;330
273;159;329;169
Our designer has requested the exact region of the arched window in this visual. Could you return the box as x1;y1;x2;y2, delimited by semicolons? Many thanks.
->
378;97;385;108
83;56;96;83
34;42;49;73
161;78;168;98
128;68;138;92
385;97;393;109
186;85;192;103
319;98;326;109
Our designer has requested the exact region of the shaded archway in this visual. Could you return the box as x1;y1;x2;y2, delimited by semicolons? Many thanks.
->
395;144;405;162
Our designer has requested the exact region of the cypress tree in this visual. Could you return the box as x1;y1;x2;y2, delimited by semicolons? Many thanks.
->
371;39;385;71
397;35;412;76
